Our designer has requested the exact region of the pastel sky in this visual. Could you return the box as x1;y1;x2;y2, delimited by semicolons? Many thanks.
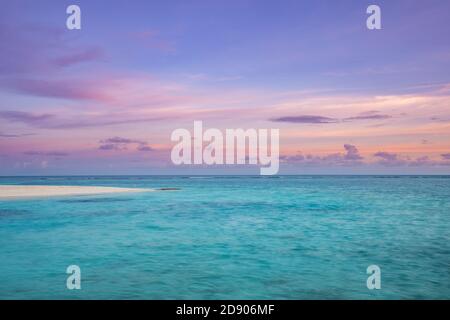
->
1;0;450;175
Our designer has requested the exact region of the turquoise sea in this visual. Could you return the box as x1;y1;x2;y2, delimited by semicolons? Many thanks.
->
0;176;449;299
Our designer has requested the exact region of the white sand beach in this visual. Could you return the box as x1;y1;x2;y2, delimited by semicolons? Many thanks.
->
0;185;154;199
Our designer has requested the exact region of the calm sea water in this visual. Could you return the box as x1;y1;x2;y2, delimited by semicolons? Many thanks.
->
0;176;449;299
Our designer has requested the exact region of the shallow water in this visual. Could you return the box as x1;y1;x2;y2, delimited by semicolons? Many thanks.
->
0;176;449;299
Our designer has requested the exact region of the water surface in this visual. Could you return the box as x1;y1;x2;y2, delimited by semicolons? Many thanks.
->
0;176;449;299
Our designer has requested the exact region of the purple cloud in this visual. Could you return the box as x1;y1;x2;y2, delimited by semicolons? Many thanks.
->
373;152;398;161
403;155;449;167
0;133;20;138
0;24;102;76
280;154;305;162
52;115;166;129
344;114;391;121
0;111;54;124
98;137;153;152
0;23;105;101
408;156;432;167
372;151;450;167
343;144;363;160
281;144;364;165
271;115;338;124
98;144;123;151
0;110;166;129
137;145;154;152
3;78;109;101
24;151;69;157
430;116;450;122
52;48;104;67
282;148;450;168
373;152;408;166
101;137;144;144
0;132;34;138
271;112;393;124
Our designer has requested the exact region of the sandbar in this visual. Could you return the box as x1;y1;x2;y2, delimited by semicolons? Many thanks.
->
0;185;154;199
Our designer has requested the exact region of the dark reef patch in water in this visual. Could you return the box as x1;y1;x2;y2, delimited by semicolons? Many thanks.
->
0;209;30;218
59;197;133;204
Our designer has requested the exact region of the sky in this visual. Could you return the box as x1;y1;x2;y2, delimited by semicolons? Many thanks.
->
0;0;449;175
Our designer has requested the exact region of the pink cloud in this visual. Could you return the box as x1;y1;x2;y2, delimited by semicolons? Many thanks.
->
52;47;104;67
0;23;109;102
0;24;103;75
3;78;112;101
